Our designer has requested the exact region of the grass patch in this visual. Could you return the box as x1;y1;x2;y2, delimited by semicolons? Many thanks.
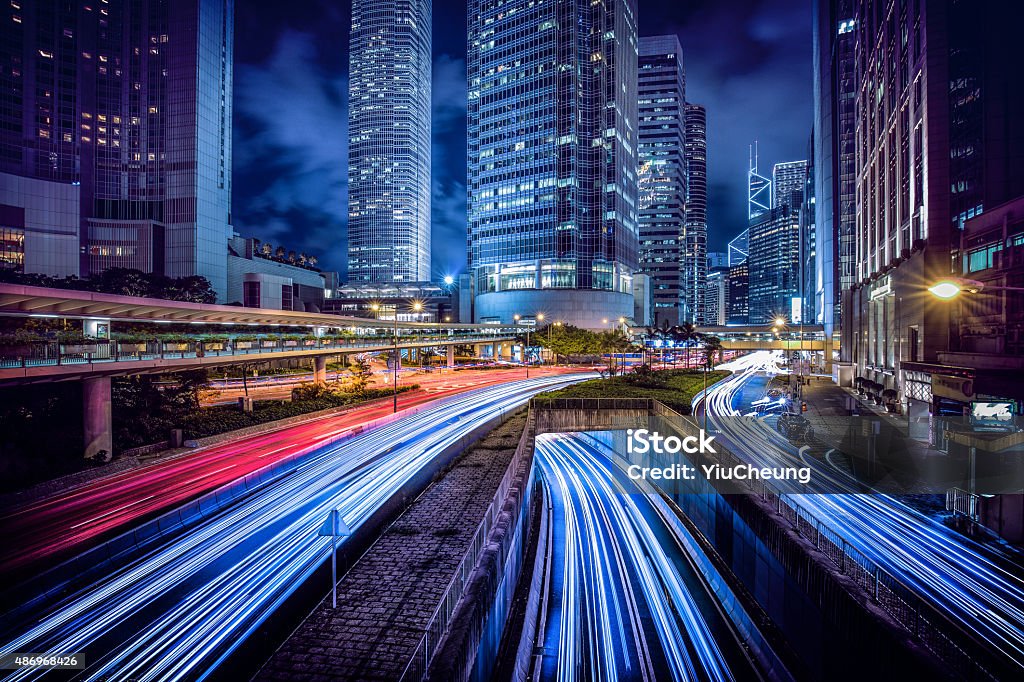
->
534;369;730;415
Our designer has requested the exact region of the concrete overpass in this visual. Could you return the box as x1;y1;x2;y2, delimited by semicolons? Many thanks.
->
0;283;519;456
696;324;840;353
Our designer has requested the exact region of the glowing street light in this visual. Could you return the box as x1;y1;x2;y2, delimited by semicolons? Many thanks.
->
927;277;1024;299
927;278;988;299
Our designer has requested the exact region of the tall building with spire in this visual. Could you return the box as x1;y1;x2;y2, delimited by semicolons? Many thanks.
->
467;0;640;329
347;0;432;283
748;142;771;220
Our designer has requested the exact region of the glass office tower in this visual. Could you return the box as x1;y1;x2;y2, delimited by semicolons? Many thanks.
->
467;0;640;328
0;0;234;297
638;36;687;327
347;0;432;283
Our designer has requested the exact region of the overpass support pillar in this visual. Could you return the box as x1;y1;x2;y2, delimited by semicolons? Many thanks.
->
83;376;112;459
313;356;327;384
492;342;499;359
823;337;833;375
447;345;455;368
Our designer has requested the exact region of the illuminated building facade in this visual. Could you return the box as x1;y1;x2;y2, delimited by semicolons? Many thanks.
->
347;0;432;283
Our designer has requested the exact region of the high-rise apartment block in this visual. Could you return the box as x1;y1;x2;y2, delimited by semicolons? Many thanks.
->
347;0;432;284
638;36;687;328
467;0;640;328
1;0;234;297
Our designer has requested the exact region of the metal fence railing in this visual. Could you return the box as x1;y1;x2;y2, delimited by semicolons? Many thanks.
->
0;334;510;370
648;401;1000;681
529;397;655;411
399;410;537;682
946;487;980;521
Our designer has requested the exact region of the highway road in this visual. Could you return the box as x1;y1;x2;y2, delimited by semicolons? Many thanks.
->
0;374;588;681
534;433;753;682
696;351;1024;674
0;367;576;582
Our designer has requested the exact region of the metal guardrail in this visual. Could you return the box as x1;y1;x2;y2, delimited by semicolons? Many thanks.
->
529;397;655;411
0;334;511;370
399;410;537;682
649;401;999;680
946;487;980;521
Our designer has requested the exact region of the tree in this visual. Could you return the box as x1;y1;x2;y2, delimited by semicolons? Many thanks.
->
346;356;374;394
673;322;699;369
700;334;723;369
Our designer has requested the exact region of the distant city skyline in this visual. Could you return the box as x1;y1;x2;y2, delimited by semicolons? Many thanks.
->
232;0;811;276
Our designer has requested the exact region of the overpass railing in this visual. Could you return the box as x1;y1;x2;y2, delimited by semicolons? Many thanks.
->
0;334;510;370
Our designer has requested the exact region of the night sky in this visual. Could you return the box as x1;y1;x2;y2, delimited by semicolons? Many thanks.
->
233;0;812;278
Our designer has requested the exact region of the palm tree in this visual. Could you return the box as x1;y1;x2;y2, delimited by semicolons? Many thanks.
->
677;322;699;369
700;334;723;369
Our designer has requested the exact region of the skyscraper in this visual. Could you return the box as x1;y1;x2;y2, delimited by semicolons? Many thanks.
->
467;0;640;328
638;35;687;328
812;0;857;335
748;206;801;324
726;230;749;324
0;0;234;297
748;142;771;220
772;159;807;210
347;0;432;283
684;103;708;324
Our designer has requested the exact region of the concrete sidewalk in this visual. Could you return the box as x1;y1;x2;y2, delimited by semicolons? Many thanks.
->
795;377;955;494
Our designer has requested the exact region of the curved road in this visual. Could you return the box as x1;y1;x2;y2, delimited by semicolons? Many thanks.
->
697;352;1024;673
0;374;588;681
535;433;754;682
0;367;578;585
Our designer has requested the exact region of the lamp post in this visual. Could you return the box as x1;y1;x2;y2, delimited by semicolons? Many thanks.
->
536;313;545;365
389;300;422;413
514;314;530;379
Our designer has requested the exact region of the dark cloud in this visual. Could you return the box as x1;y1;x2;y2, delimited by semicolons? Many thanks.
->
233;29;349;273
431;53;468;279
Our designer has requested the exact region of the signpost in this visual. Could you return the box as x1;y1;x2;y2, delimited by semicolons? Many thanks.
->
318;509;353;608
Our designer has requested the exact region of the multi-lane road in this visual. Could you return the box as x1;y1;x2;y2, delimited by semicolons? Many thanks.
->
534;433;756;681
697;352;1024;674
0;367;573;582
0;374;587;681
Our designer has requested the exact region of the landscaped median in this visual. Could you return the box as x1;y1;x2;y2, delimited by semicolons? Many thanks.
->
534;367;731;414
173;385;419;443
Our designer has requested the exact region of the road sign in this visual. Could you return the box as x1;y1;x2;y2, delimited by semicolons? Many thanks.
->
319;509;352;608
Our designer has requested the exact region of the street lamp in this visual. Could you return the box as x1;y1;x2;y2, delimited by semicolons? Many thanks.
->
514;314;531;379
926;277;1024;299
